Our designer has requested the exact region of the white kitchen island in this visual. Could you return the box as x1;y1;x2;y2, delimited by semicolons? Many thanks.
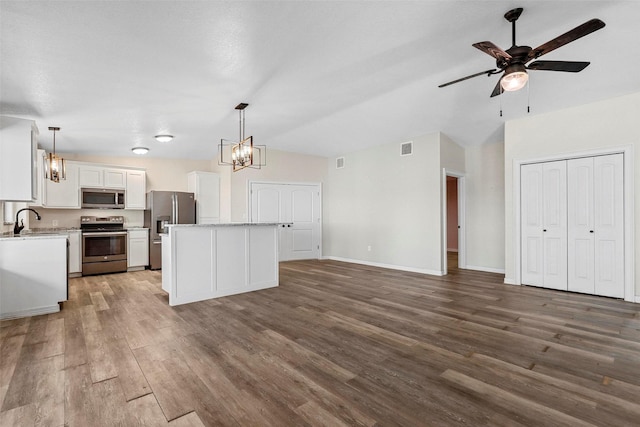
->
161;223;279;306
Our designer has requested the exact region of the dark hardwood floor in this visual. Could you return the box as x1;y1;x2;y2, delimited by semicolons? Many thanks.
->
2;257;640;426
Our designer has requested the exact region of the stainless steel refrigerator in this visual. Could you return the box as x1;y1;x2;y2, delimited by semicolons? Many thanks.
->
144;191;196;270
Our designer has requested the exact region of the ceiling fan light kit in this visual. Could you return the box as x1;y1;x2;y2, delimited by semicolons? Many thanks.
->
439;7;605;100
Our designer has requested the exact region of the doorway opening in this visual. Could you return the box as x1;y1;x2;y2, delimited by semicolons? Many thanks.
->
442;169;465;275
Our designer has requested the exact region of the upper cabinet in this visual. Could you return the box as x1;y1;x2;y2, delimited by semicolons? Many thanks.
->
79;165;126;189
44;161;80;208
187;171;220;224
125;170;146;210
0;117;38;201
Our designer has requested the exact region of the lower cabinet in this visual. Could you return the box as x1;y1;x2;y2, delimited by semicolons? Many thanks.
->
68;230;82;275
128;228;149;270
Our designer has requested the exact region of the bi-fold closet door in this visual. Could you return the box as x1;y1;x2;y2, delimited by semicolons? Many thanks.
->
521;154;624;298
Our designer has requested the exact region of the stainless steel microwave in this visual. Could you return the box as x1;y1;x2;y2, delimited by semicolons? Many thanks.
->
81;188;125;209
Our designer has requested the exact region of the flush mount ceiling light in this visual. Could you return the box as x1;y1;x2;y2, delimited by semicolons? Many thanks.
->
45;126;66;183
131;147;149;155
218;103;266;172
154;134;173;143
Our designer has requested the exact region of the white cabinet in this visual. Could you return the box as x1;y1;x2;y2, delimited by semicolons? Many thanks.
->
30;149;47;207
128;228;149;270
68;230;82;275
0;236;68;319
0;116;38;201
45;161;80;208
187;171;219;224
125;170;146;210
79;165;126;189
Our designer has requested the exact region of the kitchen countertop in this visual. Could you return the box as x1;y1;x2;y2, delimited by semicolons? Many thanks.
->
165;223;281;228
0;227;79;241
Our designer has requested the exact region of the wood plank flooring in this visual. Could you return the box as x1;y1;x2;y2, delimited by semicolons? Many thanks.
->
2;256;640;426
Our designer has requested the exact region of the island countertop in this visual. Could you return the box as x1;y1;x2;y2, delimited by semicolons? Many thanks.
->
165;222;281;228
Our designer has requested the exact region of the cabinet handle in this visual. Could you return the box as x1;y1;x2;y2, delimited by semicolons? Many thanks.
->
590;230;594;233
543;229;547;232
287;224;291;228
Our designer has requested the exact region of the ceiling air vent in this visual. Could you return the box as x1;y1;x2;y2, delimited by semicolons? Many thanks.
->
336;157;345;169
401;141;413;156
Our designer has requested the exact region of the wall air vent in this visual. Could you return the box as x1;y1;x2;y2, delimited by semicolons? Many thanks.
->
336;157;345;169
401;141;413;156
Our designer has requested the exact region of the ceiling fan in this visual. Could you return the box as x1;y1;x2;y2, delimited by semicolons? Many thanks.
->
438;8;605;97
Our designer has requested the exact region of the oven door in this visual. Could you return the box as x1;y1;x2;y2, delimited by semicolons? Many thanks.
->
82;231;128;263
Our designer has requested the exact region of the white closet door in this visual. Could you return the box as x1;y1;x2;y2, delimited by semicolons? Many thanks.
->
285;185;321;261
593;154;624;297
521;163;544;286
541;161;568;290
568;157;595;294
250;182;321;261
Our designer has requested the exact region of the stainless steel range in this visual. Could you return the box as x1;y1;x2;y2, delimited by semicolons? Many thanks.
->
81;215;127;276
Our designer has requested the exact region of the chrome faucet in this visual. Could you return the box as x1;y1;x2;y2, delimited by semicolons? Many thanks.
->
14;208;42;235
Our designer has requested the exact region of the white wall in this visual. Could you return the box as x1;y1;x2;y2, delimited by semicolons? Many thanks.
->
504;91;639;296
324;132;443;274
465;141;505;272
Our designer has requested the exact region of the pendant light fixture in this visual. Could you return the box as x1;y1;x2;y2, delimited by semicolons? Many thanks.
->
218;103;266;172
45;127;66;183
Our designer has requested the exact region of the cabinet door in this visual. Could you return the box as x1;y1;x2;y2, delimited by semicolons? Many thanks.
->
128;238;149;267
0;117;37;201
68;231;82;274
104;169;126;189
78;166;104;188
196;173;220;223
45;162;80;208
125;170;146;209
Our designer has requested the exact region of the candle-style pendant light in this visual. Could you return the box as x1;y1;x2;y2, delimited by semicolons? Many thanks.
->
218;103;266;172
46;126;66;182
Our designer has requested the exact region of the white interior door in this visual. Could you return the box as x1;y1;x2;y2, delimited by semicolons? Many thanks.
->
568;157;595;294
542;161;567;290
593;154;624;297
250;182;321;261
521;163;544;286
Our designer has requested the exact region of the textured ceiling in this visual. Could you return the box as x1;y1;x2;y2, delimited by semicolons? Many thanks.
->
1;1;639;160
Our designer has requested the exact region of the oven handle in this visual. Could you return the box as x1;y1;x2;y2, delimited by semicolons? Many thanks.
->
83;231;128;237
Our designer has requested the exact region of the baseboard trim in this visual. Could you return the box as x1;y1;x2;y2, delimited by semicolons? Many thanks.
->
635;296;640;304
503;277;518;286
324;256;444;276
0;304;60;320
465;265;505;274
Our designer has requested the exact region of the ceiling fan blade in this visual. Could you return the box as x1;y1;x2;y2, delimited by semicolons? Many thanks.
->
527;19;605;61
490;79;502;98
528;60;590;72
438;69;498;88
472;41;512;63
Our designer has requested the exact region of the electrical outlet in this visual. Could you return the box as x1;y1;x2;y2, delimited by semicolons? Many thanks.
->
52;220;58;227
367;245;372;252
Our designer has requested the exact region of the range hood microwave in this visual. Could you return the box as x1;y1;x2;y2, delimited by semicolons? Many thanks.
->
81;188;125;209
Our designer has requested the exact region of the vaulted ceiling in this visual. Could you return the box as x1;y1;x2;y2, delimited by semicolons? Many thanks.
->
2;1;639;160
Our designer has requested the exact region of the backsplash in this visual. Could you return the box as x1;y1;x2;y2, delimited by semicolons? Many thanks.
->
33;208;144;229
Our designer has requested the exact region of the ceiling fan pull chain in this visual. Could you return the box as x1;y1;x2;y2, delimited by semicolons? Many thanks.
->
499;84;503;117
527;76;531;113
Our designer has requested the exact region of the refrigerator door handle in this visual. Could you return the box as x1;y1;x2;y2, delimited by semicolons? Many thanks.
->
175;193;179;224
171;193;176;224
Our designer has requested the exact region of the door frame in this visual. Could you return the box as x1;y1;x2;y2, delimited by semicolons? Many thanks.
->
441;168;466;275
248;180;323;260
513;144;635;302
